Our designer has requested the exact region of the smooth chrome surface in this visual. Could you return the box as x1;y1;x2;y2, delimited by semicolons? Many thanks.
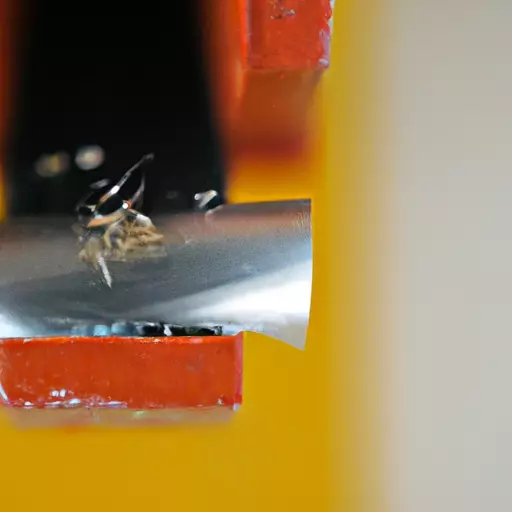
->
0;200;312;348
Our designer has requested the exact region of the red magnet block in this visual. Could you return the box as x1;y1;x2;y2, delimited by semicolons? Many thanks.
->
0;335;243;428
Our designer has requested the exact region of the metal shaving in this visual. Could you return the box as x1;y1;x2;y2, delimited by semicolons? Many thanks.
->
78;215;165;286
75;154;163;286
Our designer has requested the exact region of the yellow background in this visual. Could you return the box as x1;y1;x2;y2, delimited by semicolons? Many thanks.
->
0;2;382;510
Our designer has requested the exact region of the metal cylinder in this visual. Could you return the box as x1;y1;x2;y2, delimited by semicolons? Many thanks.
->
0;200;312;348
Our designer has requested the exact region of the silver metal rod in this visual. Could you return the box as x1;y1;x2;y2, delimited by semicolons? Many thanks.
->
0;200;312;348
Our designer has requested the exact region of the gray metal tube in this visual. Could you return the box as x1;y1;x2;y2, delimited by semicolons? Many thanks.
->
0;200;312;348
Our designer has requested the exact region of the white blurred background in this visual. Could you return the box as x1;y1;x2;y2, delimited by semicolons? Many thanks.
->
388;1;512;511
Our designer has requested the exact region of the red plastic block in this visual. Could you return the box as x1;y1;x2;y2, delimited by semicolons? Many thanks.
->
0;335;243;428
247;0;333;70
202;0;334;159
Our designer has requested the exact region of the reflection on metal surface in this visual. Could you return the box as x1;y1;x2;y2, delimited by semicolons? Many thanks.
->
0;200;312;348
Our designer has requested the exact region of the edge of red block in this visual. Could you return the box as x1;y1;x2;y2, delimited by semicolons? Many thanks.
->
0;335;243;413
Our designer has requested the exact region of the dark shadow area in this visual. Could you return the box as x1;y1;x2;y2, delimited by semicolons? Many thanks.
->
6;1;224;215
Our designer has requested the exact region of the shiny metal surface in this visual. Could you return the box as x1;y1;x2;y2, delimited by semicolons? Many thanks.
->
0;200;312;348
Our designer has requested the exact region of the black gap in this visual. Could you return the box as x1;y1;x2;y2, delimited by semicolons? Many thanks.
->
6;1;224;216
